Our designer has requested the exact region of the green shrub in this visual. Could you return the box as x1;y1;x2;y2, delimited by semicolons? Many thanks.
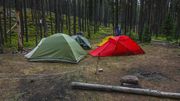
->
127;31;139;41
142;25;152;43
161;15;175;41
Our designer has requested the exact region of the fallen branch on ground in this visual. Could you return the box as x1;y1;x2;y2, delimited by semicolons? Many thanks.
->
71;82;180;99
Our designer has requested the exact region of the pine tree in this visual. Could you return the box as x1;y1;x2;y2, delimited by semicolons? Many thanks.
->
142;24;151;43
161;15;174;41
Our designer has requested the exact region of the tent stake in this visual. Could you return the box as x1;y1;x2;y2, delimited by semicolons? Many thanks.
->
95;54;101;74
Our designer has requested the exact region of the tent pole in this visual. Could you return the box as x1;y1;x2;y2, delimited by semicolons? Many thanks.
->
95;54;100;74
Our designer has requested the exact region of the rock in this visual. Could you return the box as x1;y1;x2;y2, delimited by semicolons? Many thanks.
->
98;68;103;72
120;75;139;85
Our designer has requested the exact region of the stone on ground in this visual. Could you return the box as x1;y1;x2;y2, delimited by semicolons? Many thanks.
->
120;75;139;85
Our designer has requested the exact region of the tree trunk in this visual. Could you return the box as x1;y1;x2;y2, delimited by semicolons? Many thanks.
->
0;13;3;53
115;0;119;27
16;10;23;51
3;0;7;42
23;0;28;42
73;0;77;34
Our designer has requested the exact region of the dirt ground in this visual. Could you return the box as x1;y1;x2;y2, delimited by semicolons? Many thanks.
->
0;41;180;101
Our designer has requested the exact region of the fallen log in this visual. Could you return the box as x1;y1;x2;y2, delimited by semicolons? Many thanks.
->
71;82;180;99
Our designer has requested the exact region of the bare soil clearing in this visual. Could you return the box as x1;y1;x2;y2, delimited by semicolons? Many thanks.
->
0;42;180;101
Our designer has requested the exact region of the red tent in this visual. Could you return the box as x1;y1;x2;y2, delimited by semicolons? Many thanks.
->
89;35;145;57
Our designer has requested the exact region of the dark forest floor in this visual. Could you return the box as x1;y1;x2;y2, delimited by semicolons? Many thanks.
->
0;39;180;101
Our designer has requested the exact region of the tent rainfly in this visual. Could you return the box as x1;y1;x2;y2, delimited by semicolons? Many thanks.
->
25;33;87;63
90;35;145;57
71;35;91;49
97;36;114;47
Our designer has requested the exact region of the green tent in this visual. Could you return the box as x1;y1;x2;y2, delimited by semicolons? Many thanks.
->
25;33;87;63
71;35;91;50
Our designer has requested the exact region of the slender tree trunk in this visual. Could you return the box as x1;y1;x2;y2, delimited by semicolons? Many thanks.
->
78;0;82;31
124;0;127;34
49;0;53;35
138;0;145;42
34;9;39;46
177;11;180;45
115;0;119;27
60;0;63;32
23;0;28;42
112;1;115;35
0;13;3;53
68;1;71;35
8;1;12;44
16;10;23;51
73;0;77;34
3;0;7;42
20;5;24;45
